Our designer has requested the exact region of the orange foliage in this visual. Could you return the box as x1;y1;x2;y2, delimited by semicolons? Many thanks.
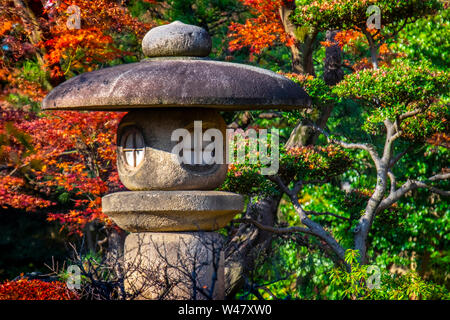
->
42;0;152;76
334;30;364;48
228;0;293;55
0;21;13;37
0;0;152;92
282;72;314;82
43;28;120;77
0;100;125;234
2;68;47;101
19;110;125;234
0;176;54;211
427;133;450;149
0;0;150;234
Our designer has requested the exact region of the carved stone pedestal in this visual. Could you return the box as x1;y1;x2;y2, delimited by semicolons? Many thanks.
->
124;232;225;300
102;191;243;232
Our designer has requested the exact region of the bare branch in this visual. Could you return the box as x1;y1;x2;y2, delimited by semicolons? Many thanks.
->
266;173;346;263
233;218;315;236
387;170;396;194
414;182;450;197
389;145;414;168
429;173;450;182
390;17;409;39
307;124;381;165
399;109;423;121
362;28;379;70
268;175;292;196
383;119;399;161
390;131;403;142
377;173;450;212
292;180;304;195
290;195;347;262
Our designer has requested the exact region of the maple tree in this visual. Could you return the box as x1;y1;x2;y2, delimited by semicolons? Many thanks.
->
1;0;151;84
229;0;442;73
0;101;125;234
228;0;312;72
228;0;292;56
0;0;250;236
0;0;148;235
41;0;150;78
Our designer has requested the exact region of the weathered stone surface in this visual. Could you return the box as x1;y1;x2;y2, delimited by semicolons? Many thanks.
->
124;232;225;300
41;58;311;111
117;109;228;191
102;191;244;232
142;21;211;57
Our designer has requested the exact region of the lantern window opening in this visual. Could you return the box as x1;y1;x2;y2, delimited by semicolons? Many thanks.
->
122;128;145;168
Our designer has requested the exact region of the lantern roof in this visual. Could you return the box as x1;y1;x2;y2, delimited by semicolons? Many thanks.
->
42;21;310;111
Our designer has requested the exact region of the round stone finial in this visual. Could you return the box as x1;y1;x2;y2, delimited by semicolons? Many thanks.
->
142;21;212;57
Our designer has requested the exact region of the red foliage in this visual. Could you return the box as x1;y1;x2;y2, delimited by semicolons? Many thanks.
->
0;100;125;234
0;0;151;93
42;0;151;77
334;30;363;48
427;133;450;149
228;0;293;55
0;0;143;235
0;278;78;300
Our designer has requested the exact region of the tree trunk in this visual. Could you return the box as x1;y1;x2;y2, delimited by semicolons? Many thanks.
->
224;196;280;298
286;30;344;148
323;30;344;86
363;29;379;70
279;1;316;76
13;0;53;90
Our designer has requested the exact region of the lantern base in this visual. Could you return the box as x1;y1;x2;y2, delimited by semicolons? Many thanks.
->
124;231;225;300
102;190;244;232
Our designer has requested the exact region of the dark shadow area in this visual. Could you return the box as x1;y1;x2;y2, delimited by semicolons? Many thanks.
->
0;208;72;281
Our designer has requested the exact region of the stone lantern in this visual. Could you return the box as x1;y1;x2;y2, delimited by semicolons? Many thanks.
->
42;21;310;299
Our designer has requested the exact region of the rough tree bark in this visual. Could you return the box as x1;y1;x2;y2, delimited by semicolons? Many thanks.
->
279;1;316;76
12;0;53;90
286;30;344;148
224;196;281;298
363;29;379;70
